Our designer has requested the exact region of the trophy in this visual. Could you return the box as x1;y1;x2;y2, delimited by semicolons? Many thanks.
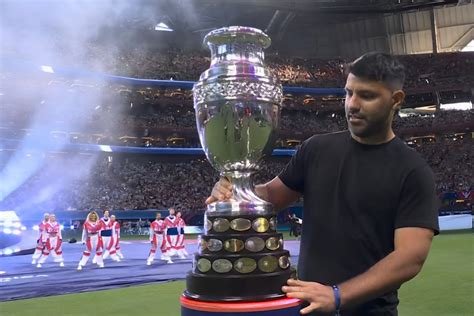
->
184;26;295;303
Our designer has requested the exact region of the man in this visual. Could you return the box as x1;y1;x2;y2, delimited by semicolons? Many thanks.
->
31;213;49;264
288;212;302;238
147;212;170;265
206;52;439;315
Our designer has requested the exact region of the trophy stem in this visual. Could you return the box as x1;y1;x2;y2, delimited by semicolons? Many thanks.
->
222;171;268;205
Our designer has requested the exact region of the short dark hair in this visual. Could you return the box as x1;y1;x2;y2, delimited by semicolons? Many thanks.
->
345;52;406;90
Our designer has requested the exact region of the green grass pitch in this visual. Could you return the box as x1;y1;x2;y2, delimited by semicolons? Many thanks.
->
1;231;472;316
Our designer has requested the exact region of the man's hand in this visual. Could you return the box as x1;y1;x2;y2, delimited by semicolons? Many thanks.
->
205;177;233;204
282;279;335;314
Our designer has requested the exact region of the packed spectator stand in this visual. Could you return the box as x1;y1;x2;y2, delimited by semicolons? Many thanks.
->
0;50;472;219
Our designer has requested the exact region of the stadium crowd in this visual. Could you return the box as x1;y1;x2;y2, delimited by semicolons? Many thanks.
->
0;135;471;213
81;48;473;90
0;50;472;215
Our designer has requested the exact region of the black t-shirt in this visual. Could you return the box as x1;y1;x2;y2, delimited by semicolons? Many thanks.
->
279;131;439;316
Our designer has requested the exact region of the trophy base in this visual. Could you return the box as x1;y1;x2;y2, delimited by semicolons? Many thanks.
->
184;268;295;302
181;295;301;316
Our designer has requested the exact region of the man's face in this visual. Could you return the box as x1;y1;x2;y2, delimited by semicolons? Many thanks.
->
177;212;182;218
169;209;175;216
44;214;49;221
344;73;395;139
156;213;162;220
104;211;110;218
50;215;56;222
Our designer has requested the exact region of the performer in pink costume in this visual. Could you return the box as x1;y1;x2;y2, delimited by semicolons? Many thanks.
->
103;214;120;262
77;211;104;270
112;216;124;259
163;208;186;260
36;214;64;268
93;210;110;264
31;213;49;264
176;211;188;258
147;212;171;265
112;215;123;259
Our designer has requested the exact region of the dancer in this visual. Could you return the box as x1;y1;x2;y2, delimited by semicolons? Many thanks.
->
93;210;110;264
103;215;120;262
176;211;188;258
77;211;104;270
112;216;124;259
163;208;183;260
31;213;49;264
147;212;171;265
36;214;64;267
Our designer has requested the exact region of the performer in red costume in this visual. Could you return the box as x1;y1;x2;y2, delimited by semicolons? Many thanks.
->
147;212;171;264
36;214;64;268
163;208;186;261
93;210;110;264
31;213;49;264
176;211;188;258
101;212;120;262
111;215;124;259
77;211;104;270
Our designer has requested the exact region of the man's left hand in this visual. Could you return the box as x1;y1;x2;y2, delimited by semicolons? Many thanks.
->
282;279;335;314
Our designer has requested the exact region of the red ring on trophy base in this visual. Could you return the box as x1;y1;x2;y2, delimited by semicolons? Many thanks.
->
181;296;302;315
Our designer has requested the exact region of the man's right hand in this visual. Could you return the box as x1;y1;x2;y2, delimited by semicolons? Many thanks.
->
205;177;233;205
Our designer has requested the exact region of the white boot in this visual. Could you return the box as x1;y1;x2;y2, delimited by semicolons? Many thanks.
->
110;253;119;262
36;263;42;268
31;259;37;265
178;250;186;259
77;264;83;271
59;262;65;267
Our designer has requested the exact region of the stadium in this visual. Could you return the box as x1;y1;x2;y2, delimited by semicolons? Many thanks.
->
0;0;472;315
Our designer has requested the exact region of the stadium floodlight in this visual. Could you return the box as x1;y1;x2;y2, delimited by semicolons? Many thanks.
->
99;145;113;152
440;101;472;110
40;65;54;73
155;22;173;32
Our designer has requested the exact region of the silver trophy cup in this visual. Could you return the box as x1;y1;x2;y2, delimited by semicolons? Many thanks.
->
185;26;294;301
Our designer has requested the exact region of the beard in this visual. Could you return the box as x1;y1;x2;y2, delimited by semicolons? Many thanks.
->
347;112;391;139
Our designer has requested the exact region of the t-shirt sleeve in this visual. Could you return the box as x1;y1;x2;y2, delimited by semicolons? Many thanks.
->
395;165;440;234
278;140;309;194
